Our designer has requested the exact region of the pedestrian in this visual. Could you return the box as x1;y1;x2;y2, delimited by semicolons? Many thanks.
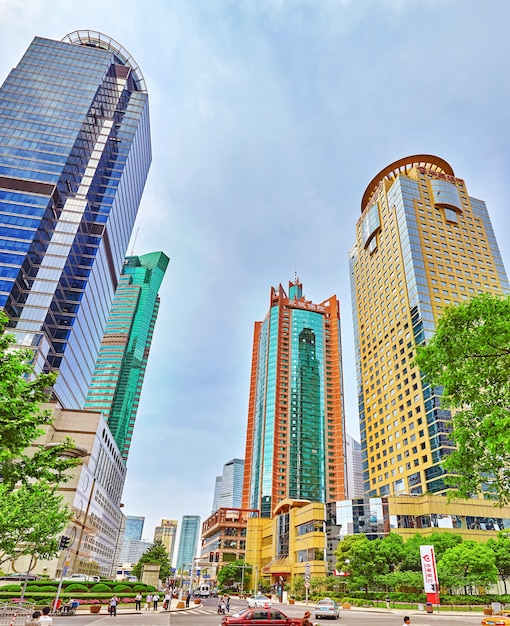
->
164;591;171;609
26;611;41;625
108;595;118;617
301;610;313;626
185;591;190;607
225;594;230;612
403;617;411;626
153;592;160;611
146;593;152;610
37;607;52;625
135;592;142;611
386;594;391;610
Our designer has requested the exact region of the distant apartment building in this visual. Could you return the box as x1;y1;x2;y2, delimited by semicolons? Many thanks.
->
201;508;259;570
345;434;364;499
175;515;201;572
154;519;178;565
212;458;244;513
119;515;145;562
120;539;152;565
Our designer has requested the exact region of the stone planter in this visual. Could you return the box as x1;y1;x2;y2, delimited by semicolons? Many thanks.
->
342;602;351;610
89;605;101;613
194;599;201;605
483;609;493;616
288;599;295;605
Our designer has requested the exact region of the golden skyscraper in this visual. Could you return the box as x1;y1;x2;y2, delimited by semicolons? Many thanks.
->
349;155;509;497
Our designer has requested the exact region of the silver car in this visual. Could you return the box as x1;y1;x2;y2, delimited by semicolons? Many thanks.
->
247;595;272;608
315;598;340;619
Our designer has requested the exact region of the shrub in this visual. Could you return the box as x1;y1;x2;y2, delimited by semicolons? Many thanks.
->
66;583;89;593
133;584;147;591
113;584;131;593
1;584;21;592
91;583;112;592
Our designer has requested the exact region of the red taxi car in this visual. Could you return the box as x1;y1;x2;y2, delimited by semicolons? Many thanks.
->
220;607;302;625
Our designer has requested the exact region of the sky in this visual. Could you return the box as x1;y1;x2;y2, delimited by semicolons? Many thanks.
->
1;0;509;551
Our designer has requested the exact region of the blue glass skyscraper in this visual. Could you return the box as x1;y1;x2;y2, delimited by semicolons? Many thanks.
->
175;515;201;572
0;31;151;408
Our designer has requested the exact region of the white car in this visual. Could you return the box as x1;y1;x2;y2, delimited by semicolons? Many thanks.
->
247;595;272;608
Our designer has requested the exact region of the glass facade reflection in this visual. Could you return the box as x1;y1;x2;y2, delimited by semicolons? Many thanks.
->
85;251;168;460
175;515;201;571
243;279;346;518
0;32;151;409
350;156;509;499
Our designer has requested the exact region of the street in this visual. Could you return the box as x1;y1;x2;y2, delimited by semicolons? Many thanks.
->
49;597;484;626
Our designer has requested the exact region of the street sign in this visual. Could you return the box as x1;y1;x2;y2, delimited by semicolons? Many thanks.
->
304;574;309;582
304;581;310;589
305;562;311;575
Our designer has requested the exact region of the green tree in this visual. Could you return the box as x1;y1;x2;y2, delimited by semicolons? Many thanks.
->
414;293;510;503
437;541;498;592
399;533;424;572
0;482;70;568
428;531;463;561
336;534;386;593
379;533;405;573
131;540;171;581
0;311;78;566
487;532;510;594
217;559;252;588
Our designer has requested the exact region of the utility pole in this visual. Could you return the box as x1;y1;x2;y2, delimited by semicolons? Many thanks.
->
52;527;77;613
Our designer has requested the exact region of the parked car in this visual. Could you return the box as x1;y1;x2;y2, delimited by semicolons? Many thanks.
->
221;608;301;625
64;574;89;582
315;598;340;619
247;594;272;608
0;573;40;581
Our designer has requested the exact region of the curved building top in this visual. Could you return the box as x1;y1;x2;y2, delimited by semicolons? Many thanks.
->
361;154;455;213
62;30;147;93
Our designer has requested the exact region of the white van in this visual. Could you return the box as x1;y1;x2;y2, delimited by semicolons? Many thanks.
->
194;584;210;598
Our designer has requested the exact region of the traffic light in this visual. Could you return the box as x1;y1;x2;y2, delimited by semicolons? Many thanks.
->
209;552;214;562
59;535;71;550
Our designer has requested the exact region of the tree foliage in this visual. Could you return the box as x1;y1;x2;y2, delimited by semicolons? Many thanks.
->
131;540;171;581
414;293;510;503
217;559;252;587
336;534;387;592
0;482;70;567
437;541;498;590
0;312;78;566
487;532;510;593
335;530;502;595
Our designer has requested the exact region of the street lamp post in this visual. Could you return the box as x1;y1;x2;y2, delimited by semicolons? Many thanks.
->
294;536;310;606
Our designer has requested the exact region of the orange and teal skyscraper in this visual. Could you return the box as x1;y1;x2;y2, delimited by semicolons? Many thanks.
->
85;251;169;460
242;279;346;518
349;155;509;498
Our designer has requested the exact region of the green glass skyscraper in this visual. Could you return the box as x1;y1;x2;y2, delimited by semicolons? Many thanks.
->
242;279;347;518
85;251;169;460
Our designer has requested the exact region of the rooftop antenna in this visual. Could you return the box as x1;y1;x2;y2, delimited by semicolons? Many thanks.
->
294;267;299;284
130;226;139;256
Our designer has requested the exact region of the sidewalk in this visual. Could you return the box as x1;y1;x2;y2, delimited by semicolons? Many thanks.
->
291;600;486;618
75;598;201;616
